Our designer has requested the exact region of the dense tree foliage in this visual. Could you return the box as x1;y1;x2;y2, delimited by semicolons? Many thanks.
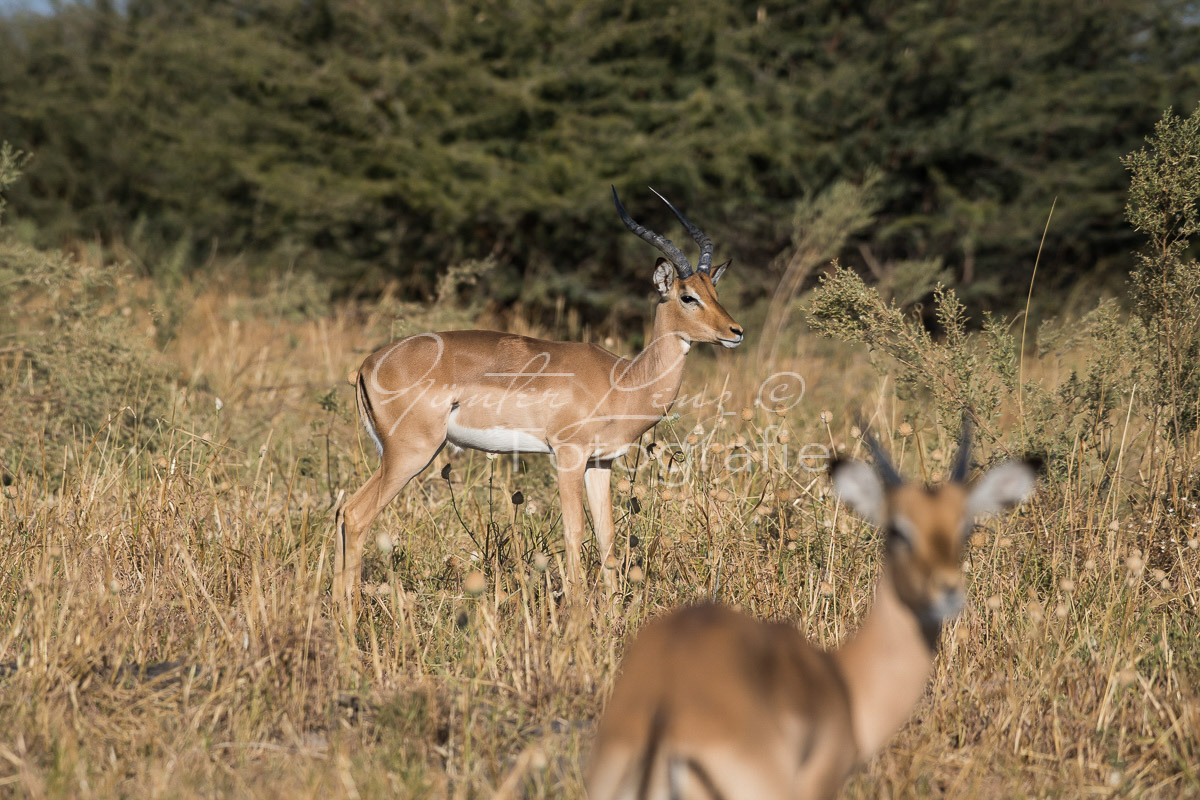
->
1;0;1197;318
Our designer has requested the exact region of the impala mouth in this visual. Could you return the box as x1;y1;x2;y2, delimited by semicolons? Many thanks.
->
923;589;965;623
717;336;744;349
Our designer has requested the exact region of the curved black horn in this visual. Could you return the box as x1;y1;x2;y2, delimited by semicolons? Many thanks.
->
649;187;714;273
950;412;973;484
612;186;694;278
856;416;903;488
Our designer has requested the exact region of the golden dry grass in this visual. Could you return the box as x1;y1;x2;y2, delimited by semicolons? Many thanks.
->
0;273;1197;799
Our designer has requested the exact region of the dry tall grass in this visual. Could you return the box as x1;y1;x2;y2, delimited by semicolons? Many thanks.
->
0;266;1197;799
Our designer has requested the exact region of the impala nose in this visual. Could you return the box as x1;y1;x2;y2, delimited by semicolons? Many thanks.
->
719;325;744;349
729;325;743;338
941;588;965;617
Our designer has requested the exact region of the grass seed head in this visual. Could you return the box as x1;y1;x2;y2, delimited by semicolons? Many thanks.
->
464;571;487;596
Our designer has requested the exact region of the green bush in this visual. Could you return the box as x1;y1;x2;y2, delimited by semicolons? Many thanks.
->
1;0;1197;318
808;105;1200;485
1123;106;1200;459
0;145;172;472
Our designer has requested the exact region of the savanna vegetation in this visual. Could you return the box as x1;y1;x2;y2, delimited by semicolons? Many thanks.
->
2;0;1199;319
1;1;1199;797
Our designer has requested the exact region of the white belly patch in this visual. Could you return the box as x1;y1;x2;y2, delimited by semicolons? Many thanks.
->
446;411;552;454
593;444;631;460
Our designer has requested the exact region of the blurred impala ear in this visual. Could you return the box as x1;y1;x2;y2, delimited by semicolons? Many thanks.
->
652;258;675;298
830;459;886;526
967;461;1037;517
710;259;731;284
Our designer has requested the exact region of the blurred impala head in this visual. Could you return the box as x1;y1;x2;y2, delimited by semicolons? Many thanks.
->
831;419;1038;630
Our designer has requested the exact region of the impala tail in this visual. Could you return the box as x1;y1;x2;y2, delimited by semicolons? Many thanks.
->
355;371;384;457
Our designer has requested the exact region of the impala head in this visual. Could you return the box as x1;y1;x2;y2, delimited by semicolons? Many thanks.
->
612;186;744;349
830;420;1037;630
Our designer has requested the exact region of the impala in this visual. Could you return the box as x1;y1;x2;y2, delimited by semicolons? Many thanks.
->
333;188;744;603
587;425;1037;800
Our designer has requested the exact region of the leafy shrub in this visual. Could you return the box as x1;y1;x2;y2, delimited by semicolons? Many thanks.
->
0;145;172;472
810;267;1021;445
1122;106;1200;460
808;260;1153;481
808;105;1200;486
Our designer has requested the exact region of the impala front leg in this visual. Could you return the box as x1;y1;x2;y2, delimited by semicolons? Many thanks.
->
585;459;616;591
556;454;589;590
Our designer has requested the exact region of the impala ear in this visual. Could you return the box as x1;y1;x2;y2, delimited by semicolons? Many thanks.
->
830;459;886;526
967;460;1037;518
652;258;675;298
710;259;731;285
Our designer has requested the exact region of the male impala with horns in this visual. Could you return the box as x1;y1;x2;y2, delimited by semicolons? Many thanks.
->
333;188;743;604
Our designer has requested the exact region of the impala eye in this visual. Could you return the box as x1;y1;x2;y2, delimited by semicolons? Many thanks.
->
681;295;699;306
886;528;912;552
886;518;916;548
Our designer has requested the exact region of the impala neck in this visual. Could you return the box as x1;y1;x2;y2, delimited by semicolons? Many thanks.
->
622;303;692;415
831;562;937;760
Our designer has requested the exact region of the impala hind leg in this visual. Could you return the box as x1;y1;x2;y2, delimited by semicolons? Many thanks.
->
333;440;445;606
